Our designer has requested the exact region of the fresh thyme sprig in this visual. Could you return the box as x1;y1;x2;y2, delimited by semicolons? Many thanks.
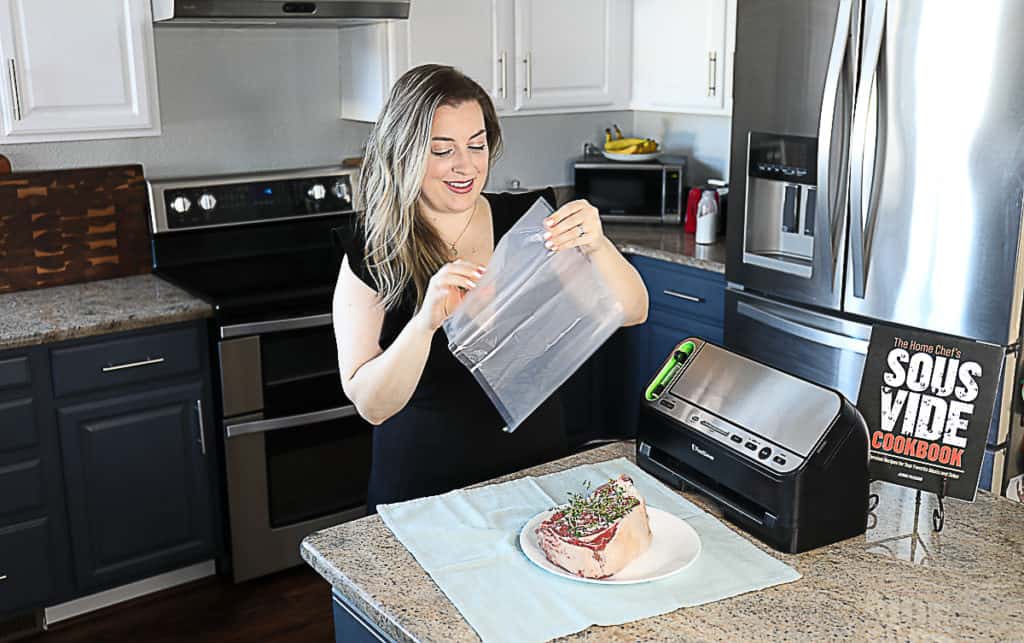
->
558;478;639;538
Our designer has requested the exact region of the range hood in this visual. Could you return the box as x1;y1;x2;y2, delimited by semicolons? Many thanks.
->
152;0;410;26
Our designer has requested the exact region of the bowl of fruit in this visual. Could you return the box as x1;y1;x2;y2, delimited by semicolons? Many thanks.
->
602;125;661;162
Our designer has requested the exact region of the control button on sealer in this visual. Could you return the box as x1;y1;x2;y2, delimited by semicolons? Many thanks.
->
659;399;676;410
730;435;743;444
744;441;757;451
758;447;772;460
773;455;787;465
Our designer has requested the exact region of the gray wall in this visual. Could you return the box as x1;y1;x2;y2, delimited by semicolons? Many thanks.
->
633;111;733;185
1;28;729;192
490;111;632;191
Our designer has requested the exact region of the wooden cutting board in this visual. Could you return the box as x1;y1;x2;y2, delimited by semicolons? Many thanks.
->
0;164;151;294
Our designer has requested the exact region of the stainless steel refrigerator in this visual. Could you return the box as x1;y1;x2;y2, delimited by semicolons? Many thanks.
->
724;0;1024;494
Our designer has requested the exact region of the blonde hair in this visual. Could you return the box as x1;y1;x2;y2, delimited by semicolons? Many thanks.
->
358;64;503;311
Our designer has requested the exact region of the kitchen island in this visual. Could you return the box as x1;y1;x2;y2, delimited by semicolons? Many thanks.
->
302;441;1024;641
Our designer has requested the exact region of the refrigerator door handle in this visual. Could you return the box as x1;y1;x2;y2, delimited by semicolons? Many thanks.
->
849;0;888;299
736;300;870;355
816;0;856;288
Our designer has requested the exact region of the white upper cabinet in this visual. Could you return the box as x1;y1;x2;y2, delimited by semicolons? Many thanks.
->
0;0;161;142
513;0;630;111
403;0;515;112
339;0;632;121
632;0;735;114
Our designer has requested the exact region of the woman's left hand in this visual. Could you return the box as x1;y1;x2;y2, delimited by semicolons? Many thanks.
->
543;199;606;254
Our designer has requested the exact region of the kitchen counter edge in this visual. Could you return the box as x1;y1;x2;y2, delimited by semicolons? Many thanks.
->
0;274;212;352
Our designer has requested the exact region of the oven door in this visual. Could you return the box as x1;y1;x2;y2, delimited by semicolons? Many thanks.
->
574;164;674;223
219;313;372;582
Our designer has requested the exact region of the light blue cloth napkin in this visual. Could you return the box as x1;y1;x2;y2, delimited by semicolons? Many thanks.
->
378;458;801;643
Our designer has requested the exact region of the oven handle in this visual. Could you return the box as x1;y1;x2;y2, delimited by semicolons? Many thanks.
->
225;405;358;439
220;313;333;340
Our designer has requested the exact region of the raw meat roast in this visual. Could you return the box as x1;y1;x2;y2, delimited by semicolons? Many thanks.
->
535;474;653;579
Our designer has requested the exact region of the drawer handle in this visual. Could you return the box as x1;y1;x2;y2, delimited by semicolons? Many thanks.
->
663;289;703;303
101;357;165;373
0;574;7;581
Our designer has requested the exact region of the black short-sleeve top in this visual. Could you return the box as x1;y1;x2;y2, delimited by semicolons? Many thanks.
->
332;189;566;507
332;188;557;405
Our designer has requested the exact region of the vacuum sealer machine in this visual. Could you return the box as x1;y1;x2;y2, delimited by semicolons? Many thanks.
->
636;338;870;553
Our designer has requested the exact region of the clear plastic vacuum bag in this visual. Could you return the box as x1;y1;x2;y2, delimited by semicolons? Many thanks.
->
443;197;624;432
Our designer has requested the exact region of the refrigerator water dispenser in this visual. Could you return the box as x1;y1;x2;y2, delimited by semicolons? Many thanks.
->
742;133;818;278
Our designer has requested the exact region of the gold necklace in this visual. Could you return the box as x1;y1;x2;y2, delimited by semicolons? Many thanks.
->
446;199;478;260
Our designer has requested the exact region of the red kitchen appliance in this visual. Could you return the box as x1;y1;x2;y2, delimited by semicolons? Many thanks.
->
685;183;728;233
684;188;703;232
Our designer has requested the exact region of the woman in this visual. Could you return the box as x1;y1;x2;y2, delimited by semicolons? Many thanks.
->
333;65;649;510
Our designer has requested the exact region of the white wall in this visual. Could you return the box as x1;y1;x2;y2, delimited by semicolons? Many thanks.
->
632;111;732;186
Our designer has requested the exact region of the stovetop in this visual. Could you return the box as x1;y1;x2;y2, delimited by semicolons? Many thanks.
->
147;166;359;327
155;248;338;325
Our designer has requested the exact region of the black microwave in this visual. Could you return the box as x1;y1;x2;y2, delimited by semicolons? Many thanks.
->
573;156;686;224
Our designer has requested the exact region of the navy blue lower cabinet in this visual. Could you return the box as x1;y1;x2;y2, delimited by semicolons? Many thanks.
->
0;518;52;615
56;380;215;593
644;309;724;378
0;347;75;614
333;589;393;643
621;256;727;436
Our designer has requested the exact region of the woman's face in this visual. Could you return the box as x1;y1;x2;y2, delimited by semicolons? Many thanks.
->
418;100;490;216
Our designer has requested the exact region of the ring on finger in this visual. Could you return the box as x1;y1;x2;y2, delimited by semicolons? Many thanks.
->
577;224;585;238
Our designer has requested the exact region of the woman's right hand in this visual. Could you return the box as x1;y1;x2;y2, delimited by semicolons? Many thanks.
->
414;260;487;333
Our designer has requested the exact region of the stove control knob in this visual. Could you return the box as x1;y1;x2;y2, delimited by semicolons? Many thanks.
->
198;193;217;211
307;184;327;200
332;180;351;203
170;195;191;213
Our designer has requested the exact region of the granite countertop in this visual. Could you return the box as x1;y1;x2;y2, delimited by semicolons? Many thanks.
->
303;441;1024;642
547;186;727;274
0;274;212;351
603;224;727;274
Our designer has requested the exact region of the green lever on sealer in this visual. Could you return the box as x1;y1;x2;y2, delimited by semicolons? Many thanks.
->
645;340;696;401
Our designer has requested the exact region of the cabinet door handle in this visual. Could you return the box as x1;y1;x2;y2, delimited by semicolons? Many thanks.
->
8;58;21;121
0;574;7;581
664;289;703;303
707;51;718;97
101;356;165;373
498;50;507;99
196;399;207;456
523;51;532;98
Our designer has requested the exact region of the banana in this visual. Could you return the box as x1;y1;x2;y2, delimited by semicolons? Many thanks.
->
639;139;658;153
613;143;642;155
604;137;648;151
604;128;613;145
613;124;625;140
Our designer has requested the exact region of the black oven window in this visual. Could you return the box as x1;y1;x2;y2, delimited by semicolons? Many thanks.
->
258;324;373;527
260;325;349;415
265;417;373;528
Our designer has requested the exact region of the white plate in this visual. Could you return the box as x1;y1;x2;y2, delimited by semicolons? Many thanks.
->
519;506;701;585
601;149;661;162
